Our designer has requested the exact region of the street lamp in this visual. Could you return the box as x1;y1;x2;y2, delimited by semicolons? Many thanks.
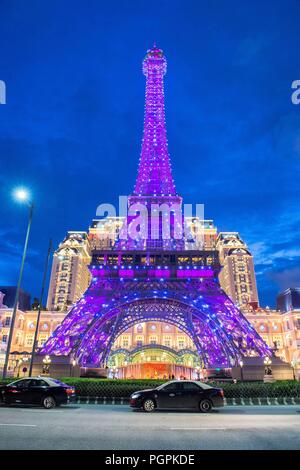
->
291;360;296;381
17;356;29;377
2;188;33;379
42;355;51;375
239;360;244;382
264;356;272;375
195;366;201;380
70;358;77;377
28;239;52;377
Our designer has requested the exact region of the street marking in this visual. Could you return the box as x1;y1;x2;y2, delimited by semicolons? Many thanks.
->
0;423;37;427
170;428;227;431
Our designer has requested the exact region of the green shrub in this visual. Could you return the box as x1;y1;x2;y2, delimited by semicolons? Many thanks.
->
1;377;299;398
57;378;300;398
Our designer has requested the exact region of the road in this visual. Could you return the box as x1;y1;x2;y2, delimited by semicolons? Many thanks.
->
0;404;300;450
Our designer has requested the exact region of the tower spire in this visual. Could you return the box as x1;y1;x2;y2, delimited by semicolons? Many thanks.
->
133;45;177;197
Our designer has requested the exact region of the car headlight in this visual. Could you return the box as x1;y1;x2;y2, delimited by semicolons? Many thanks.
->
131;393;141;399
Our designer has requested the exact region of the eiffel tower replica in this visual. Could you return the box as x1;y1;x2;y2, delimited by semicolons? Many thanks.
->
39;46;271;374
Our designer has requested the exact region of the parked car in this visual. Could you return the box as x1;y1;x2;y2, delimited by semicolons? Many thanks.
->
130;380;224;412
0;377;76;409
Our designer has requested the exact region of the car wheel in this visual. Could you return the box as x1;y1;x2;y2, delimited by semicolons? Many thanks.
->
42;396;56;409
199;399;212;413
142;398;155;412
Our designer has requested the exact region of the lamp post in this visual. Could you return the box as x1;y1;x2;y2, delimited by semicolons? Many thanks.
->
264;356;272;374
2;188;33;379
17;356;29;377
291;360;296;381
239;360;244;382
70;358;77;377
42;355;51;375
28;239;52;377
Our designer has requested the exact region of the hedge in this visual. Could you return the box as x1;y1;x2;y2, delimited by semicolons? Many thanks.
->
57;378;300;399
1;377;299;398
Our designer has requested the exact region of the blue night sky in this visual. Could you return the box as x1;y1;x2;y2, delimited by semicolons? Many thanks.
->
0;0;300;307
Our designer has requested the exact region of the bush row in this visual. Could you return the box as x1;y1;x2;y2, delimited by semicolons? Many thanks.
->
1;377;299;398
58;378;300;398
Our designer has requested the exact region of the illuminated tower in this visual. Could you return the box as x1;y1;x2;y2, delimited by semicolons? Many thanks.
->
134;46;176;197
120;46;183;251
40;46;271;373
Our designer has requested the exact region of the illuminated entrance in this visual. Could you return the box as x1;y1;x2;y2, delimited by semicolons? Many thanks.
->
108;321;201;379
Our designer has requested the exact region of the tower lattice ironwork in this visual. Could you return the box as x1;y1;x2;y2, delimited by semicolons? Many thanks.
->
40;46;271;368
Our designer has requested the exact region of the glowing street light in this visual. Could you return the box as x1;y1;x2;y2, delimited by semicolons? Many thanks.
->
43;355;51;375
2;188;34;379
239;360;244;382
264;356;272;377
264;357;272;366
13;188;31;202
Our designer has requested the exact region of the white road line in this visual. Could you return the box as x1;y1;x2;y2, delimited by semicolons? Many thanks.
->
169;427;227;431
0;423;37;427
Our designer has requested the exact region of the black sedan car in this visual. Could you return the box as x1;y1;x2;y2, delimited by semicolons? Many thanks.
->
0;377;76;409
130;380;224;412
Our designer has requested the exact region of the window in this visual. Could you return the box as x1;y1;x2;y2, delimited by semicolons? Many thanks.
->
149;336;157;345
273;336;282;348
5;317;11;326
2;335;7;343
39;335;48;346
122;337;129;348
164;336;171;347
30;379;48;387
13;379;32;389
182;382;200;391
25;335;34;347
158;382;181;391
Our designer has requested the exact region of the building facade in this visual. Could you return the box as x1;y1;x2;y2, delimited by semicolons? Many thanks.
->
1;299;299;378
217;232;259;308
277;288;300;313
46;231;91;311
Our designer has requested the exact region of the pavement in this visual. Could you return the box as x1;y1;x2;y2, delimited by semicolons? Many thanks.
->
0;404;300;450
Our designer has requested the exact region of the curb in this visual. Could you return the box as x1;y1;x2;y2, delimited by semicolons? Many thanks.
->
76;396;300;406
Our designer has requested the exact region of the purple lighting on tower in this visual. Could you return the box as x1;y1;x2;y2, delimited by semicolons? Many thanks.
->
134;46;176;197
39;45;272;370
